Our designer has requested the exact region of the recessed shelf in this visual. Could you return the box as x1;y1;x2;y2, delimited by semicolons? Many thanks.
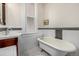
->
27;16;35;19
22;3;37;33
26;17;36;33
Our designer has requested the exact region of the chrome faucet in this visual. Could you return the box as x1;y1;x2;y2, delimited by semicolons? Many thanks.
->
5;28;12;35
5;28;10;35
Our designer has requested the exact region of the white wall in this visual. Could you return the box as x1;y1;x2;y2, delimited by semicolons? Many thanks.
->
5;3;79;28
0;4;2;18
6;3;25;28
40;3;79;28
26;3;35;17
38;30;55;37
37;4;45;27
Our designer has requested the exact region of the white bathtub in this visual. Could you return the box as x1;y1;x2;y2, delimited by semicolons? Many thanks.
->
37;37;76;56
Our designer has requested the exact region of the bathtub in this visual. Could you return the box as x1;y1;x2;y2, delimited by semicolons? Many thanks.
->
37;37;76;56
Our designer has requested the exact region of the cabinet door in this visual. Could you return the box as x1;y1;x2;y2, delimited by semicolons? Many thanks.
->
0;38;18;56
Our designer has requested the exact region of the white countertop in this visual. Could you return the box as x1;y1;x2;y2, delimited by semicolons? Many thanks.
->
0;31;22;40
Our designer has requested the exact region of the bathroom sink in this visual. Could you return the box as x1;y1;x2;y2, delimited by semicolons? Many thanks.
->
0;31;21;40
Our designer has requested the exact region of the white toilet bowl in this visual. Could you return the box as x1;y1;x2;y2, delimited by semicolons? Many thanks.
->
37;37;77;56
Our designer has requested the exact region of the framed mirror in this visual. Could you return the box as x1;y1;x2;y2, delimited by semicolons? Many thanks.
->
0;3;6;25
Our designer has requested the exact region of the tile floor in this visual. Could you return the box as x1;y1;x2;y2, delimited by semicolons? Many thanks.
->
25;47;49;56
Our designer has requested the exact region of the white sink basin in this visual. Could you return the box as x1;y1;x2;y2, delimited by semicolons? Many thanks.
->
0;31;21;39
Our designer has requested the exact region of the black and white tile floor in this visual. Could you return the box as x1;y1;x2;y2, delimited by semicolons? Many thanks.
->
25;47;49;56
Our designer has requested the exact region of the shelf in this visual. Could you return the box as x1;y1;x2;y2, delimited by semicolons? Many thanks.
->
22;3;37;33
26;16;36;33
27;16;35;18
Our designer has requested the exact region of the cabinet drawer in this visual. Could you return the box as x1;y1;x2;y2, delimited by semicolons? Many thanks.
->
0;38;17;48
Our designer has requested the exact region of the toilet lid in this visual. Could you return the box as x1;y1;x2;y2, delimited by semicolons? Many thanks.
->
42;37;77;52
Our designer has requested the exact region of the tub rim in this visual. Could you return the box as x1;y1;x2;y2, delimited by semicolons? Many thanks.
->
37;38;76;52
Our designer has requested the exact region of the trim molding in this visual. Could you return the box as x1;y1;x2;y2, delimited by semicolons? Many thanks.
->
0;28;6;31
10;28;22;30
0;28;22;31
38;27;79;40
38;27;79;30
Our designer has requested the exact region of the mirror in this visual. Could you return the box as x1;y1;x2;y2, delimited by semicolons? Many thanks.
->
0;3;6;25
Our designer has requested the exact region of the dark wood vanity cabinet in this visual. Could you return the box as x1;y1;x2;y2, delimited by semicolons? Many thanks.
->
0;38;18;56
